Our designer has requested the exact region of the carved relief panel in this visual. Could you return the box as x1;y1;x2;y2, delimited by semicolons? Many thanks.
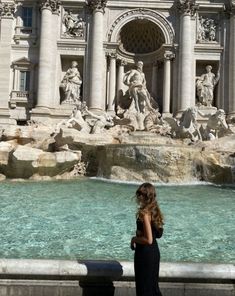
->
61;8;86;39
196;14;220;43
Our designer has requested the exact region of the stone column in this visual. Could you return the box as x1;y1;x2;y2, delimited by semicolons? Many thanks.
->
162;52;175;116
107;52;116;112
117;59;126;104
37;0;61;109
0;2;15;111
151;62;158;99
177;0;197;112
229;3;235;119
87;0;107;111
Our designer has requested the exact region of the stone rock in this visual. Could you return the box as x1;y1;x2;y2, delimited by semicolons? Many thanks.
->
54;127;79;148
96;145;201;183
1;126;33;144
0;173;6;181
93;137;235;184
0;141;15;166
4;145;82;178
54;126;117;149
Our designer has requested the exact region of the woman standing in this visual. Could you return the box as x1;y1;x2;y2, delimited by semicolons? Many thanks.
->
130;183;164;296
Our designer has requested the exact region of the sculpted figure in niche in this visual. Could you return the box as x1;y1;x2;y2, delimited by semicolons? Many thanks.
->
123;61;154;114
196;65;220;107
61;61;82;104
63;11;84;37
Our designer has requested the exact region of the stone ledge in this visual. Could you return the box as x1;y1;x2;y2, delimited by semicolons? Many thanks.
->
0;259;234;283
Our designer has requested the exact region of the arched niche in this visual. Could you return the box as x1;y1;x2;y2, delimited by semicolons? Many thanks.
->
107;8;175;46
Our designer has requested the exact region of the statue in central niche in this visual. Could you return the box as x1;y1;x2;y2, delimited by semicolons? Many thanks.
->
123;61;154;114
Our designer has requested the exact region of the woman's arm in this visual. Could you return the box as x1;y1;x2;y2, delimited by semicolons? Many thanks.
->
131;214;153;247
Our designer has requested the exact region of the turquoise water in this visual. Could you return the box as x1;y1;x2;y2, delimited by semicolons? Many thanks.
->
0;179;234;263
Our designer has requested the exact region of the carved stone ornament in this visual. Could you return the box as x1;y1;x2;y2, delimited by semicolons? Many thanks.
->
119;59;127;66
0;2;15;18
40;0;61;14
177;0;198;16
86;0;107;13
228;0;235;14
62;11;85;38
164;52;175;60
106;50;117;59
197;17;217;43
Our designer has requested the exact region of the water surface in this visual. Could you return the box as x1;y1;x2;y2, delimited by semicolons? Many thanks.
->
0;179;234;263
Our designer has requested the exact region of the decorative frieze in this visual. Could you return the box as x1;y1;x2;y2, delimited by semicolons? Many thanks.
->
177;0;198;17
40;0;61;14
0;2;15;18
86;0;107;13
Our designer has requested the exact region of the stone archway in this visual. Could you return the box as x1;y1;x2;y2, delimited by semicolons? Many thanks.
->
106;9;175;114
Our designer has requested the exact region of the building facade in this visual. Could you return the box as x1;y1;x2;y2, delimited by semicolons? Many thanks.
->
0;0;235;124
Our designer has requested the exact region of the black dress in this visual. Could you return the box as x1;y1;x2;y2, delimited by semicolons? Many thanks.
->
134;218;163;296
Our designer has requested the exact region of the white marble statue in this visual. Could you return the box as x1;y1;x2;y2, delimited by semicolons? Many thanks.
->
196;65;220;107
55;102;90;133
205;109;229;140
60;61;82;104
165;107;202;141
144;109;161;131
85;108;114;134
63;11;85;37
123;61;154;114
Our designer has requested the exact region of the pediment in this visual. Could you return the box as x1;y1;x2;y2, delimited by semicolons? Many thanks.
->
12;57;31;66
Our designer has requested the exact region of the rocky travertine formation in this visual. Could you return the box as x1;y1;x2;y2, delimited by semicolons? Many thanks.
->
95;136;235;184
0;124;234;184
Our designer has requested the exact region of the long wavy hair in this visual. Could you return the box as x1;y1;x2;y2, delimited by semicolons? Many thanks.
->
136;182;164;229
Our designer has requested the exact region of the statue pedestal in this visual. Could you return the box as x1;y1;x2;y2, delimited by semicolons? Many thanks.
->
31;104;75;124
197;106;217;124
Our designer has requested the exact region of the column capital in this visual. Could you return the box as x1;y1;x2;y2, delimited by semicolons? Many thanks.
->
118;59;127;66
86;0;107;13
226;1;235;15
40;0;61;14
0;2;15;18
106;50;117;59
164;52;175;60
177;0;198;17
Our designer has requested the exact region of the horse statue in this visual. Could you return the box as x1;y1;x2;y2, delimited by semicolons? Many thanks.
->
165;107;202;141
